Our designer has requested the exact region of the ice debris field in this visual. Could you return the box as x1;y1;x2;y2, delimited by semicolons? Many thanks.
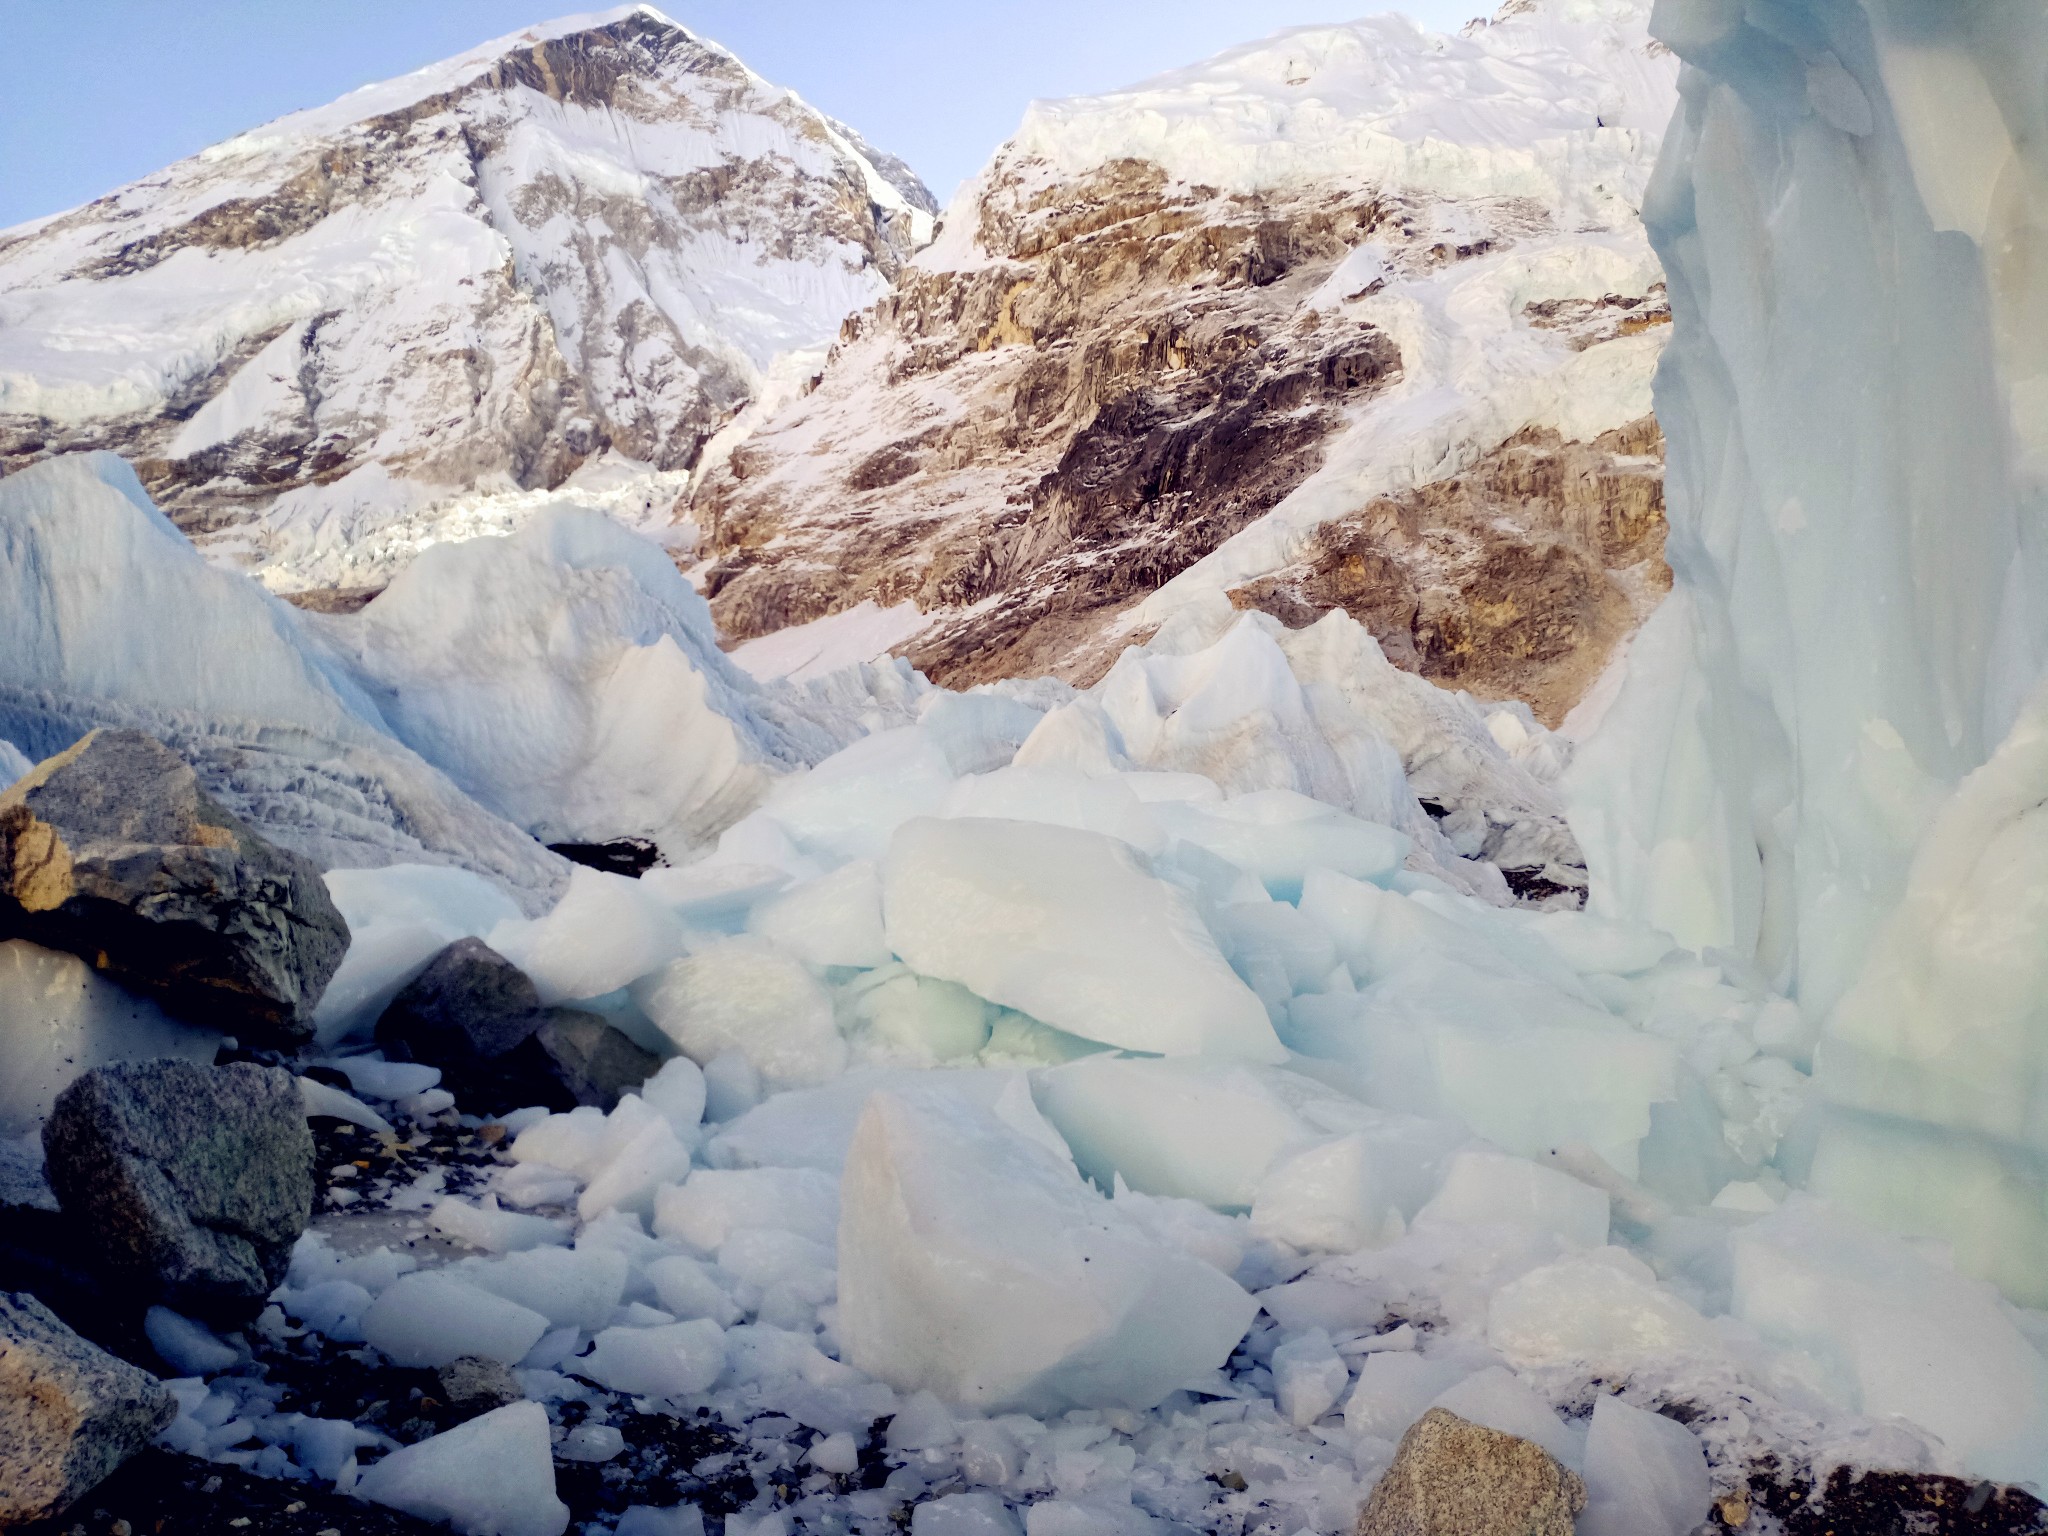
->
7;0;2048;1533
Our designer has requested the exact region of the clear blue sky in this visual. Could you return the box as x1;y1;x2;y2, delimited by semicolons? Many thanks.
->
0;0;1487;229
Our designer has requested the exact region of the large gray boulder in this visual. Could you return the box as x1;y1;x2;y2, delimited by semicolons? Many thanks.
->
0;1290;176;1527
1357;1409;1585;1536
42;1060;315;1321
0;729;350;1046
376;939;655;1111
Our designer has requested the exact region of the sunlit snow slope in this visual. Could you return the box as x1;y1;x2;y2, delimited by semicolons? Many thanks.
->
0;5;935;592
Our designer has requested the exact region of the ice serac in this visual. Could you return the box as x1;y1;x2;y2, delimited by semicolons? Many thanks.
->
695;0;1677;725
1566;0;2048;1297
330;505;847;852
882;816;1285;1062
836;1088;1258;1413
0;5;935;594
0;453;565;901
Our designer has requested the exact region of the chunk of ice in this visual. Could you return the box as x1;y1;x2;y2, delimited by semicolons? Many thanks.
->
1579;1395;1709;1536
883;817;1282;1061
362;1271;550;1367
837;1088;1256;1412
354;1400;568;1536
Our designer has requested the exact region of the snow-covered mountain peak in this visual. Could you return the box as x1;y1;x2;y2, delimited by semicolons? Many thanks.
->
0;8;936;591
977;0;1666;211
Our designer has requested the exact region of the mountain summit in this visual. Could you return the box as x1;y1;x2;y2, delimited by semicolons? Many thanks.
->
0;5;936;591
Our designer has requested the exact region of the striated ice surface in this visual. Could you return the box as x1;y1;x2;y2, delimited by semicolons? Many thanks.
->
836;1088;1258;1414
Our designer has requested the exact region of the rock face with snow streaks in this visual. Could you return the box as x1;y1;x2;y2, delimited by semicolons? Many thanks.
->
0;5;935;592
694;0;1677;723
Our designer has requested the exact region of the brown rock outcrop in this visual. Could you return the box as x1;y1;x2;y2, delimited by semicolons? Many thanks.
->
691;153;1670;720
1229;419;1669;726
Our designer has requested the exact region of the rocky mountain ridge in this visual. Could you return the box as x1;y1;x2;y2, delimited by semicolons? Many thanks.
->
0;5;934;593
697;0;1677;725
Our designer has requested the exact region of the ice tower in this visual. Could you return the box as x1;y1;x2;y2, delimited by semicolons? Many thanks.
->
1570;0;2048;1298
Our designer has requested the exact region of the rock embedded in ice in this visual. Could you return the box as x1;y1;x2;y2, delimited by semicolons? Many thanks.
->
436;1355;524;1419
579;1317;727;1399
314;864;526;1045
1578;1395;1709;1536
882;816;1283;1062
1343;1350;1479;1444
837;1088;1257;1413
0;938;219;1136
531;1010;660;1110
0;730;350;1046
1032;1056;1313;1209
1487;1250;1717;1374
1431;1366;1581;1471
43;1060;314;1320
355;1400;569;1536
631;937;847;1088
1356;1408;1585;1536
362;1270;550;1368
0;1290;177;1527
374;937;550;1099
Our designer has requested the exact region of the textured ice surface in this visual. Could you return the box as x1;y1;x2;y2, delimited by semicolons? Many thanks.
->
332;508;845;853
883;817;1283;1062
355;1401;568;1536
0;453;568;901
837;1088;1258;1413
0;939;220;1134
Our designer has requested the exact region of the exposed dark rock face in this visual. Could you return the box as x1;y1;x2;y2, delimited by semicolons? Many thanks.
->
1228;420;1669;725
41;1060;315;1322
0;1291;178;1528
0;730;351;1046
697;160;1420;687
532;1010;660;1110
691;150;1670;716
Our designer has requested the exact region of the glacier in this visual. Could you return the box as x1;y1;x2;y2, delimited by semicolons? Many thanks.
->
12;0;2048;1529
1566;0;2048;1314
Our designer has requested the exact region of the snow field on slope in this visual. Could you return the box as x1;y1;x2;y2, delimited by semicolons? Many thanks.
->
124;497;2048;1535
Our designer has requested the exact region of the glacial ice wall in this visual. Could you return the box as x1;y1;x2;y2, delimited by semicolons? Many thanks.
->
1573;0;2048;1002
1570;0;2048;1294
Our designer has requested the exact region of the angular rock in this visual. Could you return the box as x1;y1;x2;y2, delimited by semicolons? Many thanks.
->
0;730;350;1047
376;938;548;1075
1357;1408;1585;1536
532;1010;659;1110
42;1060;315;1321
0;1290;177;1527
436;1354;524;1420
375;941;654;1111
